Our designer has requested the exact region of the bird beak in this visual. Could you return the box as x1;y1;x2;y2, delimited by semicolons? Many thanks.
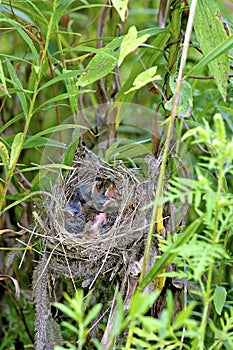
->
63;207;74;218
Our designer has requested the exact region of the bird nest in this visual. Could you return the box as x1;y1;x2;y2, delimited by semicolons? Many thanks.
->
40;148;161;287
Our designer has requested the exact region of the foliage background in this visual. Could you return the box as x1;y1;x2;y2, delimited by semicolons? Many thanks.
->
0;0;233;349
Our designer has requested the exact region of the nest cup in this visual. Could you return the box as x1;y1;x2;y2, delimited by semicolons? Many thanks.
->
43;148;160;285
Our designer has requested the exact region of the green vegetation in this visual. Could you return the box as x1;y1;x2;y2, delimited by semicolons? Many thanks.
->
0;0;233;349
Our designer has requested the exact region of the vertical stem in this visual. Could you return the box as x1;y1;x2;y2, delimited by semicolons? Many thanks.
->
139;0;198;284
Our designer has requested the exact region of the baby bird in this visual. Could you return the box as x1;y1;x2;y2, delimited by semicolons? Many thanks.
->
84;212;107;237
63;200;85;234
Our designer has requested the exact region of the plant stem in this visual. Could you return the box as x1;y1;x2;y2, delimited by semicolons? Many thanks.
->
139;0;198;284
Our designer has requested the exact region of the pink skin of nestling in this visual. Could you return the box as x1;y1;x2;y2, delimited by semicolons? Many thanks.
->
90;212;107;230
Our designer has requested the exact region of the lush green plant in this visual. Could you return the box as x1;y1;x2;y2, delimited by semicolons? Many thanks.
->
0;0;233;349
53;290;102;350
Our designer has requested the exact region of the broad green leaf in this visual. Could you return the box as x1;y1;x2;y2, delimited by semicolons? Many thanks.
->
9;133;24;170
6;59;28;116
112;0;129;22
213;286;227;315
118;26;149;66
125;66;161;94
78;28;168;87
165;75;193;117
190;35;233;74
0;142;9;177
193;0;229;101
108;142;150;160
78;36;122;87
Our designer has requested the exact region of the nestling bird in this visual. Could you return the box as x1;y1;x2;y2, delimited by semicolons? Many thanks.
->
84;212;107;237
63;200;85;234
74;183;98;205
85;195;118;213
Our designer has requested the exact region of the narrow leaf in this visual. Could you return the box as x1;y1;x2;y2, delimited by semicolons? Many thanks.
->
53;302;77;321
0;60;7;91
84;304;102;327
16;26;39;65
6;59;28;116
23;124;86;148
9;133;24;170
38;69;84;91
0;142;9;177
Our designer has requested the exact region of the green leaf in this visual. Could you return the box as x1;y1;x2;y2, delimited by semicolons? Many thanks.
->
6;59;28;116
118;26;149;66
125;66;161;94
9;133;24;170
112;0;129;21
23;124;86;148
0;19;39;64
64;70;79;113
78;28;168;87
37;91;90;109
165;75;193;117
105;141;150;161
78;36;122;87
193;0;229;100
38;69;84;91
129;291;159;317
60;321;79;335
53;302;77;321
0;113;24;134
0;60;7;91
84;304;102;328
139;217;203;290
213;286;227;315
16;26;39;65
0;141;9;177
62;139;79;167
23;136;67;149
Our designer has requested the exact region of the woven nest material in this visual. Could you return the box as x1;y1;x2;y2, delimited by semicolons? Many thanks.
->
41;148;161;286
